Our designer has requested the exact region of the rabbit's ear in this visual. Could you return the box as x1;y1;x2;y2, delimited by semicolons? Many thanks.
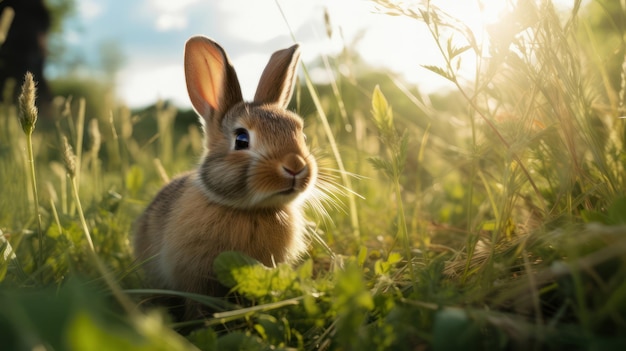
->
253;44;300;108
184;36;243;122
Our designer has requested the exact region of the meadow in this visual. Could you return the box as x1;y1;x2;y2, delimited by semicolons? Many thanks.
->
1;1;626;350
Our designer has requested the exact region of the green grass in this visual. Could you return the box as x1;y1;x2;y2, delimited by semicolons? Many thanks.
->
2;0;626;350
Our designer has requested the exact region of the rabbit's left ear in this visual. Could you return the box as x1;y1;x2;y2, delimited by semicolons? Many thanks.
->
253;44;300;108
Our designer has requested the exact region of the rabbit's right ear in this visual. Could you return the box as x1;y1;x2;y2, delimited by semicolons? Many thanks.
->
184;36;243;123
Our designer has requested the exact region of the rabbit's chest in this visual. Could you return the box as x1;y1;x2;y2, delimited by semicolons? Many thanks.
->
164;185;299;266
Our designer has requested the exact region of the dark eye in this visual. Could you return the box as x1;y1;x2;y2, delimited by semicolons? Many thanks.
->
234;128;249;150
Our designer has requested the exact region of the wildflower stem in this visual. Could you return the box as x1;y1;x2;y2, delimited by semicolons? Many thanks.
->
69;175;94;252
393;171;414;282
275;0;361;239
25;131;44;271
62;134;135;314
68;171;137;316
18;72;44;272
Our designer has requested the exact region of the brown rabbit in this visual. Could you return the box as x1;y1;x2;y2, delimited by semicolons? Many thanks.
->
133;36;317;312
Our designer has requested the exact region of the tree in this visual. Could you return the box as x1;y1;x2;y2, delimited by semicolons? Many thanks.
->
0;0;52;109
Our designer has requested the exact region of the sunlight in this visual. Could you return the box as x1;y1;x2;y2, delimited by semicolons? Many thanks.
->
111;0;522;107
3;1;625;348
338;0;515;93
468;0;510;28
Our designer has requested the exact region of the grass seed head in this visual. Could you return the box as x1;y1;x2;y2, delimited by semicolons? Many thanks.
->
62;136;77;178
17;72;38;135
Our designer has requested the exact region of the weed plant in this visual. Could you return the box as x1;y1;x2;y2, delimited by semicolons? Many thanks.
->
1;0;626;350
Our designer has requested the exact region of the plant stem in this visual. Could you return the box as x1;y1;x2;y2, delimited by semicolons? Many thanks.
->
69;176;94;252
25;131;44;271
394;170;415;284
302;67;361;239
275;0;361;239
68;174;137;316
74;98;86;194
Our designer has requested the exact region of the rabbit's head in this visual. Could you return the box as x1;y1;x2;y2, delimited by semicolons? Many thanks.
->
184;36;316;210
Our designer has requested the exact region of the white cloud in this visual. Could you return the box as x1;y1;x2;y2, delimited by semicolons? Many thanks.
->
231;53;273;100
117;53;289;108
112;0;584;108
118;63;188;108
78;0;104;20
64;29;81;45
114;0;479;107
149;0;199;12
155;13;187;31
216;0;319;42
144;0;200;31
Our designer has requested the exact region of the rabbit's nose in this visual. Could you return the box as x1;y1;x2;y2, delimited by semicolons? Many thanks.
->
282;154;307;176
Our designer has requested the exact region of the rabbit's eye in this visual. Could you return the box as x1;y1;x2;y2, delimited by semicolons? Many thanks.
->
234;128;250;150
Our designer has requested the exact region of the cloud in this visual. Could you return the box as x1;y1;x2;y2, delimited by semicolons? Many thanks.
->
117;53;283;108
230;53;274;100
216;0;319;42
78;0;104;20
155;13;187;31
118;63;187;107
144;0;200;31
149;0;200;12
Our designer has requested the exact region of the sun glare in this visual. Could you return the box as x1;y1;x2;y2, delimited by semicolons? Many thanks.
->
435;0;511;45
114;0;522;107
338;0;516;93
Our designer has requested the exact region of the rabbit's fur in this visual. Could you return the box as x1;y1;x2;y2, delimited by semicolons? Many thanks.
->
133;36;316;309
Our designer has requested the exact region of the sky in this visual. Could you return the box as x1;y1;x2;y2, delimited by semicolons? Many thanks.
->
60;0;573;109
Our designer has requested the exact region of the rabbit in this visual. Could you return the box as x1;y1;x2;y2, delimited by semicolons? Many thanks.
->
133;36;317;314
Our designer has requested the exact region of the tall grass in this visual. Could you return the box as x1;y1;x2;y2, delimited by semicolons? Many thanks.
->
1;0;626;350
16;72;44;273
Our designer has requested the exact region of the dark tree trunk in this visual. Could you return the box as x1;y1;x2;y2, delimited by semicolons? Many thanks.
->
0;0;51;115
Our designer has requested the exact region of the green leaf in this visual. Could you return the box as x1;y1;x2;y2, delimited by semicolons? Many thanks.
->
375;253;402;275
0;234;15;282
357;246;368;267
481;220;496;231
0;278;105;350
297;259;313;280
371;85;393;132
133;312;203;351
448;43;471;60
187;328;218;351
367;157;393;179
216;332;269;351
213;251;300;299
580;209;608;224
67;312;142;351
607;197;626;225
334;264;374;311
418;8;430;24
303;293;321;316
125;289;234;312
125;165;144;196
333;263;374;349
255;314;284;346
387;252;402;265
422;65;455;83
70;311;197;351
445;37;471;61
213;251;262;288
432;309;481;351
374;259;391;275
397;131;409;173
